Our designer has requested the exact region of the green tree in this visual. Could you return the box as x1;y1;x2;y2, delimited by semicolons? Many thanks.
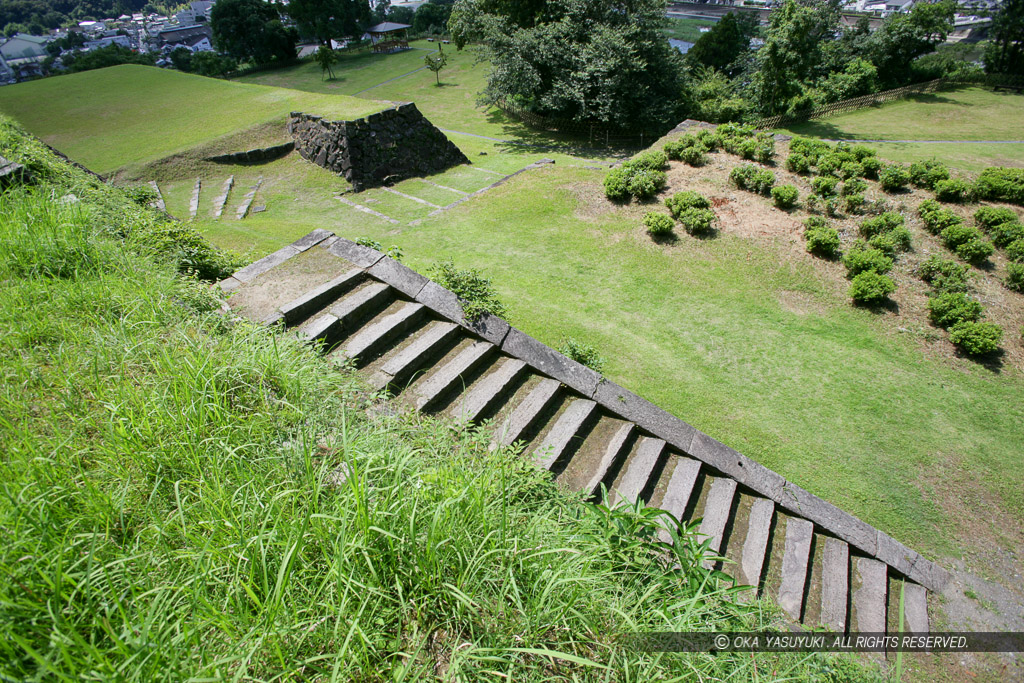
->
685;11;759;76
749;0;841;115
413;0;451;34
286;0;370;44
449;0;684;131
424;47;447;84
211;0;297;64
866;0;955;87
985;0;1024;75
169;45;192;71
387;5;414;23
189;51;238;77
315;43;338;80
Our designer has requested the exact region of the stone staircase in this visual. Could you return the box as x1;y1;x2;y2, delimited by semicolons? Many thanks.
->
220;229;950;635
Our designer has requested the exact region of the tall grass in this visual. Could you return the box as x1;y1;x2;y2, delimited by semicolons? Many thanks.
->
0;125;879;680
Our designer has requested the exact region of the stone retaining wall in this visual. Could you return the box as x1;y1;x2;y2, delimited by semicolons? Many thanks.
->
288;103;469;191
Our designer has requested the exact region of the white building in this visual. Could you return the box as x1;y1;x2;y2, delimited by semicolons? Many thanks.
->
175;1;216;26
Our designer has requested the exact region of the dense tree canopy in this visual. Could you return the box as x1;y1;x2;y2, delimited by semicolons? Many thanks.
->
285;0;370;44
450;0;684;131
211;0;297;65
863;0;954;87
413;1;453;34
985;0;1024;75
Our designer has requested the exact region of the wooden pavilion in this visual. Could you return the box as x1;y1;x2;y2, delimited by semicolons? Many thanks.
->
366;22;411;54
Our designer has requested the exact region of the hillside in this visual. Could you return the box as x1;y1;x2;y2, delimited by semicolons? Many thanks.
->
0;65;386;174
0;117;883;681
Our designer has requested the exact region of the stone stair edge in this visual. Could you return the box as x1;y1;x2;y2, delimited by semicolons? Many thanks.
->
218;229;951;593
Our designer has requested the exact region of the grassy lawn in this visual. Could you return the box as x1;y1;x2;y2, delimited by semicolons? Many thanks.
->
780;87;1024;171
0;65;385;173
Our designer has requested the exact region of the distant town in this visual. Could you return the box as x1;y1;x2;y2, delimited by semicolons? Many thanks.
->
0;0;1002;85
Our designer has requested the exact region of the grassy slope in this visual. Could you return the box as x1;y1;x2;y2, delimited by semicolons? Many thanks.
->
0;64;385;173
0;118;879;682
779;87;1024;172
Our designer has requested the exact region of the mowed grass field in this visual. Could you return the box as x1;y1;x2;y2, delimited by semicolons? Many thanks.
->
0;65;385;173
780;87;1024;172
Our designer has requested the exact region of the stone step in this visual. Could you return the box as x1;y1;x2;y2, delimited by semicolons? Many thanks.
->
449;357;528;424
236;176;263;219
189;178;201;218
278;267;365;325
330;301;425;367
298;281;392;347
213;176;233;218
609;437;665;507
698;477;738;561
494;378;561;447
820;536;850;632
411;340;496;411
581;422;635;497
852;557;888;632
148;180;165;211
739;497;775;589
902;581;929;635
777;517;814;621
368;321;460;392
532;399;598;470
654;456;702;542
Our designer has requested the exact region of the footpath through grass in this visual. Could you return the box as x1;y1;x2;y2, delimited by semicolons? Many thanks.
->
0;118;880;681
779;87;1024;172
0;64;385;174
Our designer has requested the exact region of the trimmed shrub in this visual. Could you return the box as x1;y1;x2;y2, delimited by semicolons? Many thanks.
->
665;191;710;218
909;159;950;190
934;178;973;204
839;161;864;180
888;225;913;252
868;232;899;258
680;143;709;166
843;193;866;214
842;178;868;196
790;136;832;164
859;213;904;238
603;168;630;201
919;255;970;293
919;201;963;235
941;224;982;249
879;165;911;193
679;207;716;235
664;136;696;160
695;129;723;151
730;165;775;195
643;211;675;236
804;217;841;258
627;150;668;171
861;156;883;179
1004;262;1024;292
851;145;876;161
949;320;1003;355
955;238;995;265
1006;238;1024;263
843;243;893;277
990;221;1024;248
786;153;811;174
626;169;667;199
850;271;896;305
811;175;839;197
973;206;1018;231
771;184;799;209
816;154;842;177
928;292;983;328
974;167;1024;205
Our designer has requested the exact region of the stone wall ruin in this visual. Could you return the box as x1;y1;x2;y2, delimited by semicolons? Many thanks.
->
289;103;470;191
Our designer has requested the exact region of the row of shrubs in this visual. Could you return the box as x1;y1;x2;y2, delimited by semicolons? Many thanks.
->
842;213;914;305
972;206;1024;291
918;200;995;266
917;255;1003;356
663;124;776;169
644;191;716;238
